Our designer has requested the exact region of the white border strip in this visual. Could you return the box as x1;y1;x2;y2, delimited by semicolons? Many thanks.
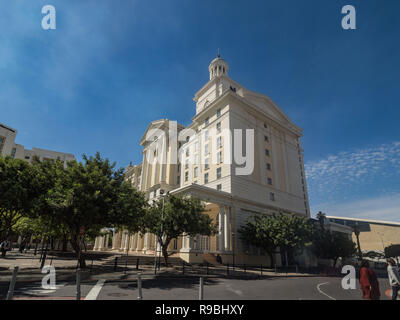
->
85;279;106;300
317;282;336;300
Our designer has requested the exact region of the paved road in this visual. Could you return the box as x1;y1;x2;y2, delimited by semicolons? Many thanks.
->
0;275;393;300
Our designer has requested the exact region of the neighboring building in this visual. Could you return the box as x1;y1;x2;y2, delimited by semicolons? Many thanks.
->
94;54;311;265
326;216;400;252
0;122;75;165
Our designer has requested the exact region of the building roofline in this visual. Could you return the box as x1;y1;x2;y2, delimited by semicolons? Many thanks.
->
326;215;400;227
0;123;17;133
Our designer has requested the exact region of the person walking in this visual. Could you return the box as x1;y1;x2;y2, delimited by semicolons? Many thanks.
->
360;260;381;300
0;240;9;257
387;258;400;300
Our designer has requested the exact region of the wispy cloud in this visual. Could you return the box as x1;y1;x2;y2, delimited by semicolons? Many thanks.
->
305;141;400;220
312;193;400;223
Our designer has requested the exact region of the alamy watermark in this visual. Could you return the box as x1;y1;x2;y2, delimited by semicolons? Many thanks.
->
144;121;254;176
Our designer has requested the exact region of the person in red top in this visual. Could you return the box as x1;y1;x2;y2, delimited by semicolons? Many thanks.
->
359;260;381;300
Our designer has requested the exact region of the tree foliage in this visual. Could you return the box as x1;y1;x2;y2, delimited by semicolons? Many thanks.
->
385;244;400;259
312;230;356;266
239;213;314;267
142;195;216;265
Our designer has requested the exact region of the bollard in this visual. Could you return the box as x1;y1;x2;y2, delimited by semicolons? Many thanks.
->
114;257;118;272
244;264;246;274
226;263;229;276
90;259;94;273
136;258;139;270
6;266;19;300
76;268;81;300
206;263;209;275
199;277;204;300
260;264;263;276
137;273;142;300
275;264;277;274
182;262;185;275
124;257;128;274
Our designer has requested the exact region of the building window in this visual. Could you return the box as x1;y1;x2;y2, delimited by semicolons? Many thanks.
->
264;123;268;129
217;108;221;118
204;173;209;184
186;136;190;143
0;136;5;154
185;159;189;169
205;144;209;154
264;135;269;142
217;184;222;191
216;122;221;133
186;148;189;157
195;154;199;165
205;117;209;126
267;178;272;185
10;148;16;159
25;156;30;160
194;167;198;178
185;171;189;182
204;130;209;141
217;167;222;179
266;163;271;170
265;149;270;156
269;192;275;201
217;136;222;149
217;151;222;164
177;175;181;184
205;158;209;170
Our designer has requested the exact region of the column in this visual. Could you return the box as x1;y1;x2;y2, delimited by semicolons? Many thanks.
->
123;233;130;252
218;206;224;252
143;233;150;251
112;231;117;250
104;234;109;250
224;206;231;252
120;232;126;251
98;236;104;251
93;237;99;251
136;233;142;251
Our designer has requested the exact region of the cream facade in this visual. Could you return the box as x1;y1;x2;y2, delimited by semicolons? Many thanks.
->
94;55;311;266
0;122;75;165
327;216;400;252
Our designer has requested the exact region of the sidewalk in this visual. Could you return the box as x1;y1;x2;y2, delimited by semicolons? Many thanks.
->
0;250;318;284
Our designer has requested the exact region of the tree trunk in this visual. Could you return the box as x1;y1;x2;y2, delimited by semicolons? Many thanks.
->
62;235;68;252
268;252;275;268
70;236;86;269
162;245;169;266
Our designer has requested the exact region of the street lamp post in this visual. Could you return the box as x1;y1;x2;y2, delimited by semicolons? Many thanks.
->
232;232;235;271
154;189;169;273
353;223;362;260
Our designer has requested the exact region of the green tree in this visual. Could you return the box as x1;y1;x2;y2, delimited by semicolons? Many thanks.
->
239;213;314;267
43;153;146;267
312;230;356;267
384;244;400;263
142;195;216;265
0;157;40;238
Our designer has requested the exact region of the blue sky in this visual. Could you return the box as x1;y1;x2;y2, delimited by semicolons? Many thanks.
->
1;0;400;221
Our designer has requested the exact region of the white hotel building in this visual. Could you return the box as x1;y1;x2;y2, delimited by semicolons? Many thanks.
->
94;55;310;266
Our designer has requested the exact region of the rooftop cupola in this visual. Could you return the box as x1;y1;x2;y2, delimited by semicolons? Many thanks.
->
208;51;229;80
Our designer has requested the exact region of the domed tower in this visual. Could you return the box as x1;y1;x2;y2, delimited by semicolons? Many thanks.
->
208;51;229;80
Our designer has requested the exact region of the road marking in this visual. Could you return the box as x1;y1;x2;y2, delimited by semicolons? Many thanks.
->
317;282;336;300
85;279;106;300
14;282;67;296
225;284;243;296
